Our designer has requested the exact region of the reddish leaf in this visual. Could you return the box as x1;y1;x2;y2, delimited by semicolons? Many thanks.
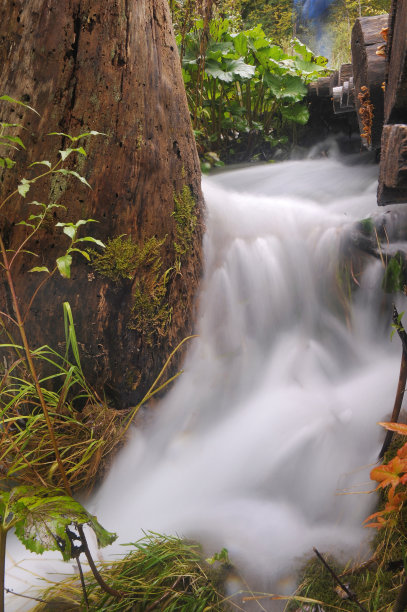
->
370;456;407;489
378;422;407;436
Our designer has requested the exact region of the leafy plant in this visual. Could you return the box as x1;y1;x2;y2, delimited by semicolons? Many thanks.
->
178;17;329;163
0;96;123;608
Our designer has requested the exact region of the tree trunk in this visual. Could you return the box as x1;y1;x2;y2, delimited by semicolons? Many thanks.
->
0;1;203;407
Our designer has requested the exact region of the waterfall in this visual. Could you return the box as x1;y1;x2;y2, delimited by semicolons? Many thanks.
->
6;150;407;608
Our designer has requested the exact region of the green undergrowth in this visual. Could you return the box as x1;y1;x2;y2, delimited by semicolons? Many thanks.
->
291;436;407;610
34;533;235;611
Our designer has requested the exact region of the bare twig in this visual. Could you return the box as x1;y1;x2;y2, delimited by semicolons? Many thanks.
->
4;587;46;603
379;305;407;458
313;548;367;612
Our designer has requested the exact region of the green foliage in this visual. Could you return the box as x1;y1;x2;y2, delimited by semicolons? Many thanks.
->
382;253;406;294
0;95;119;605
35;533;233;611
206;547;231;565
241;0;294;46
178;17;329;162
173;184;197;268
0;486;116;561
326;0;391;68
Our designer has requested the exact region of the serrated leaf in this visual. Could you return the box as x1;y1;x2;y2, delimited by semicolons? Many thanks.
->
29;266;50;273
63;226;76;240
29;160;52;168
76;236;105;248
0;134;26;149
56;254;72;279
4;486;116;561
17;179;31;198
0;95;40;115
54;169;91;189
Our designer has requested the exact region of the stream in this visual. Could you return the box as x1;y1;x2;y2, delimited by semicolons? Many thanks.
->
6;143;407;609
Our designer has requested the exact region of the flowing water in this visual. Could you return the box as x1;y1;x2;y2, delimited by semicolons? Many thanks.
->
6;146;407;609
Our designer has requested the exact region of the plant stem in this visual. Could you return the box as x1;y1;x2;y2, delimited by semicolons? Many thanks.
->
77;525;122;598
76;557;89;609
0;235;72;495
0;526;7;612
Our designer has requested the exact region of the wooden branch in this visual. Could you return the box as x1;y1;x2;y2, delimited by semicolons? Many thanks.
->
379;305;407;457
313;548;368;612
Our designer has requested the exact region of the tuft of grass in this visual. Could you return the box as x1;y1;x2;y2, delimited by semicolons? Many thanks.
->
34;533;237;611
0;342;122;492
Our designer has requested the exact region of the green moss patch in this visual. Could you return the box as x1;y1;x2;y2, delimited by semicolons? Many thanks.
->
173;185;197;270
91;235;172;341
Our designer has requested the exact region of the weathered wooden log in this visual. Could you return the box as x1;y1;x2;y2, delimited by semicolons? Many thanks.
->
351;14;388;149
385;0;407;124
378;124;407;205
338;63;353;85
329;70;339;94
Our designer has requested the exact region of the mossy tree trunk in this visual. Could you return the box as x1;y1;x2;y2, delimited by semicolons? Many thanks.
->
0;0;203;406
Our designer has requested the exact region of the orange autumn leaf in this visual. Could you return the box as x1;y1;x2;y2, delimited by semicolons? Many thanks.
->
378;421;407;436
370;455;407;489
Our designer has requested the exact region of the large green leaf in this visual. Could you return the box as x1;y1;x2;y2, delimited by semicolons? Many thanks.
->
264;72;307;101
281;102;310;125
1;486;117;561
231;32;248;57
205;58;255;83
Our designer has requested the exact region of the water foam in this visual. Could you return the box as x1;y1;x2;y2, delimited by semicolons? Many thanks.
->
6;155;407;609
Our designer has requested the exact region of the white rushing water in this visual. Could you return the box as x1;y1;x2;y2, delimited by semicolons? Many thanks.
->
6;148;407;609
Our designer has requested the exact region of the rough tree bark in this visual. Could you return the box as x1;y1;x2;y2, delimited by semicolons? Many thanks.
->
0;1;203;407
